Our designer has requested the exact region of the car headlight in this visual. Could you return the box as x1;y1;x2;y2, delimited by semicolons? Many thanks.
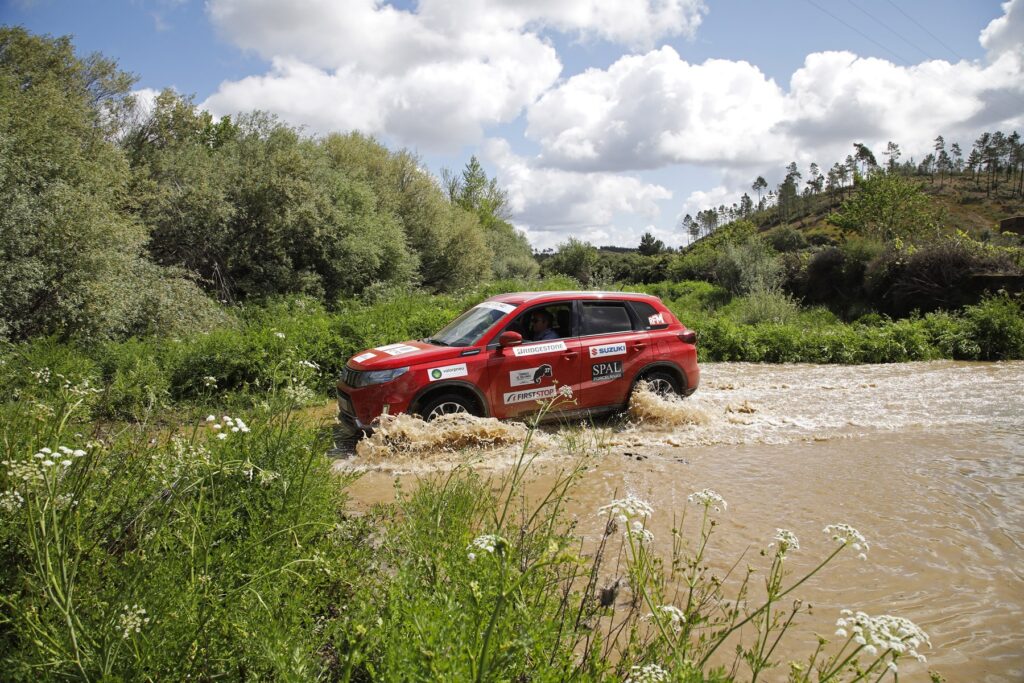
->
359;367;409;387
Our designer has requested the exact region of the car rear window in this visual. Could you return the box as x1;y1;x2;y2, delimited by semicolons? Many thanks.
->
581;302;633;336
629;301;669;329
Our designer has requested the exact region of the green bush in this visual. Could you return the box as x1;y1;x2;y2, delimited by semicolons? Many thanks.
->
963;294;1024;360
725;289;801;325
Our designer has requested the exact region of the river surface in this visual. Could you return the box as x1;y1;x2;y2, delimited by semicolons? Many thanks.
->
333;361;1024;682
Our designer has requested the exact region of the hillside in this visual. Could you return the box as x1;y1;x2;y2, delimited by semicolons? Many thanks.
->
748;173;1024;241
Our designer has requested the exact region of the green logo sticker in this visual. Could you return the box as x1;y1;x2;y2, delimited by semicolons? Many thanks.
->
431;369;443;379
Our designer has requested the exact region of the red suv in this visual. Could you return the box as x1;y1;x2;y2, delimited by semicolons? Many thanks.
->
336;292;699;430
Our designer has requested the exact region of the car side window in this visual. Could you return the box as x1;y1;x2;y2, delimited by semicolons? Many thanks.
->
581;302;633;336
506;302;575;341
629;301;669;330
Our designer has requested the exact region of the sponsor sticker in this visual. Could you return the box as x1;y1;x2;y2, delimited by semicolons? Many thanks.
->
589;342;627;359
648;313;666;325
591;361;623;383
509;364;553;387
428;363;468;382
352;352;376;363
376;343;419;356
504;386;557;405
512;340;567;357
477;301;517;314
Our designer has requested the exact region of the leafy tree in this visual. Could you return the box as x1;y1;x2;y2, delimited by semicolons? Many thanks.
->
752;176;767;205
443;156;538;279
638;232;665;256
829;173;939;242
0;28;218;340
543;238;598;284
853;143;878;176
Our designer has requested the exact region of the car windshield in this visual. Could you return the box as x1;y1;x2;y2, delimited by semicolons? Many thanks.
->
427;302;516;347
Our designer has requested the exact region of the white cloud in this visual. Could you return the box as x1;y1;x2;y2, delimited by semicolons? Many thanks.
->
526;1;1024;175
527;47;789;171
980;0;1024;59
202;0;704;149
482;138;671;249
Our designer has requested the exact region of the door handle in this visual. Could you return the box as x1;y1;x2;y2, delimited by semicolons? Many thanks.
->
633;343;647;352
563;352;578;359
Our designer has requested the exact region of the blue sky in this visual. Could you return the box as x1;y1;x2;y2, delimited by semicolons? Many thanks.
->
4;0;1021;250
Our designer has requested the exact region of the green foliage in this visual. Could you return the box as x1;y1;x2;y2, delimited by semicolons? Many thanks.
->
670;220;757;283
0;28;215;342
714;237;783;295
962;293;1024;360
725;289;801;325
0;378;351;680
543;237;600;284
764;225;808;252
443;156;539;281
829;173;940;242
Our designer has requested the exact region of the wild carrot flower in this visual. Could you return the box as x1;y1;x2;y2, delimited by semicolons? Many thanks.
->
467;534;506;560
202;376;217;388
834;609;929;663
598;495;653;520
650;604;686;632
823;523;869;556
625;663;669;683
770;528;800;556
206;415;250;438
558;385;574;398
626;520;654;544
0;490;24;512
118;604;150;639
688;488;727;512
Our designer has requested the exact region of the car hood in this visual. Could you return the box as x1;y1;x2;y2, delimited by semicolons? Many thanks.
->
346;341;471;370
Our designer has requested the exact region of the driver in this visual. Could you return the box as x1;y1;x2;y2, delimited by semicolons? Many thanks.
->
528;310;559;341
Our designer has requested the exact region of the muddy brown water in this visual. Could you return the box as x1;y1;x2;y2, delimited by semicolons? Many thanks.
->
332;361;1024;682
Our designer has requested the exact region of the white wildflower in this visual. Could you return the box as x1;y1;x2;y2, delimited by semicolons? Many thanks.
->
688;488;727;512
835;628;847;638
0;490;25;512
298;360;320;370
834;609;930;664
207;415;250;439
202;376;218;388
625;663;669;683
598;495;653;520
771;528;799;555
887;662;898;672
467;534;506;558
626;520;654;545
274;332;286;339
650;605;686;632
557;385;574;398
823;523;869;554
118;604;150;639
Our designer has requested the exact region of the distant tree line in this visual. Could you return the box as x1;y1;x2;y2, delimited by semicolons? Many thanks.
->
679;131;1023;245
0;28;536;341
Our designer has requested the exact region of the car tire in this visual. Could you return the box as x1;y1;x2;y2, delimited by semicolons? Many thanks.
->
419;393;478;422
638;370;682;398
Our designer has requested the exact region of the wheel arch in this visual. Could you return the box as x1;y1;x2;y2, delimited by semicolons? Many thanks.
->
409;381;489;418
630;361;687;395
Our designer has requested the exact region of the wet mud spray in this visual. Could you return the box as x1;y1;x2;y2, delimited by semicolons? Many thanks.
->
334;361;1024;682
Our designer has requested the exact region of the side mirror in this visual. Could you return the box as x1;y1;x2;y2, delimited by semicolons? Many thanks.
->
678;330;697;345
498;331;523;348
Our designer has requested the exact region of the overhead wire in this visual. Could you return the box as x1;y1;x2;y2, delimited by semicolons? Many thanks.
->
882;0;965;62
845;0;938;62
801;0;912;65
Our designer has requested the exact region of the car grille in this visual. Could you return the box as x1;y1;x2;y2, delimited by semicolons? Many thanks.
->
340;366;364;388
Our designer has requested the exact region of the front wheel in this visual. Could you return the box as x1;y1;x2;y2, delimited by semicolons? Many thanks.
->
419;393;478;422
638;370;682;398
